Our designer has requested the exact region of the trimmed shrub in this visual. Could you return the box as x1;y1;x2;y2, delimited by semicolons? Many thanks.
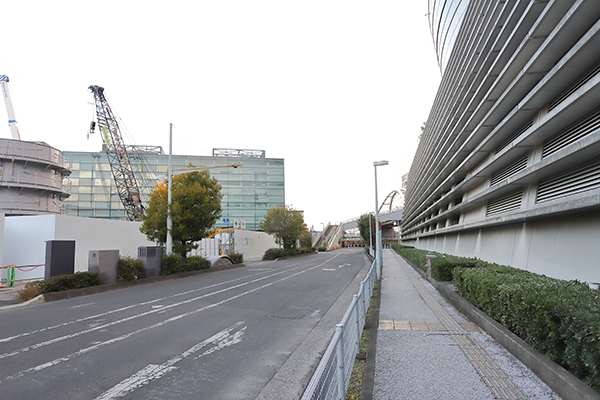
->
453;265;600;390
39;271;102;294
160;254;186;275
262;247;314;260
160;254;211;275
118;256;145;281
229;253;244;264
185;256;211;271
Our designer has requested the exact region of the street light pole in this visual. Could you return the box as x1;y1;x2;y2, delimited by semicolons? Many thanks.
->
166;123;173;254
374;160;388;279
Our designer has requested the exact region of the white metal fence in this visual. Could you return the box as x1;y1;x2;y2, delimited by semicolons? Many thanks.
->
301;258;377;400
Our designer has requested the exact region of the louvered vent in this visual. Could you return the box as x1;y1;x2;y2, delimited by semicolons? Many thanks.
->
486;191;522;217
536;161;600;204
549;63;600;112
490;154;528;186
496;121;532;154
542;110;600;158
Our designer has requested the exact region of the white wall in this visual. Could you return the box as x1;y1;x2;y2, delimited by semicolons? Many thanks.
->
233;230;278;261
2;214;154;281
0;213;4;283
411;212;600;284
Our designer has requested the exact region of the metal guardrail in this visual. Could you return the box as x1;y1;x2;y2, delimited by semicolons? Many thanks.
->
301;258;377;400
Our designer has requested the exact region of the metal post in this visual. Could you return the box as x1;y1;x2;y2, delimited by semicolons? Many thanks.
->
374;160;388;279
354;295;361;352
8;266;15;288
166;123;173;255
335;324;346;399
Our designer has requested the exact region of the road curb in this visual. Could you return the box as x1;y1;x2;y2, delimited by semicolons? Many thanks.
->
0;264;246;311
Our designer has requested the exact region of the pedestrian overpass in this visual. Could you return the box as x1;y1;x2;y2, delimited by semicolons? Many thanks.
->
313;190;403;250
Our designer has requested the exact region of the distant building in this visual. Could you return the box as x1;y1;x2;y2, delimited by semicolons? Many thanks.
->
62;147;284;231
402;1;600;282
0;138;71;216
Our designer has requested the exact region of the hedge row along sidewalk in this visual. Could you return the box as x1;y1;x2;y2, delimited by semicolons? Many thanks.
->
392;244;600;394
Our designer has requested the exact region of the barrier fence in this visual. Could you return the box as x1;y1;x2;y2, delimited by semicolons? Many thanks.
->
301;258;377;400
1;265;44;288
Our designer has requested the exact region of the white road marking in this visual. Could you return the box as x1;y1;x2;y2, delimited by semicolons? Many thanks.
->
1;254;343;382
71;302;96;308
0;263;298;345
322;268;336;271
95;322;246;400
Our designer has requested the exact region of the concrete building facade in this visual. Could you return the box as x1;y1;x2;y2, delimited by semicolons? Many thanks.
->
402;1;600;283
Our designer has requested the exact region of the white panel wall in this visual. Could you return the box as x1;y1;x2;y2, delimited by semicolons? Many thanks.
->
53;215;154;272
3;215;56;281
233;230;278;261
2;215;154;281
0;214;4;283
412;211;600;284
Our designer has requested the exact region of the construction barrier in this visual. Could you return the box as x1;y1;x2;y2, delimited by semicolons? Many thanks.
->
1;264;44;288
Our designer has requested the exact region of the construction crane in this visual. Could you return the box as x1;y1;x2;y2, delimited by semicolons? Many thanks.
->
0;75;22;140
89;85;144;221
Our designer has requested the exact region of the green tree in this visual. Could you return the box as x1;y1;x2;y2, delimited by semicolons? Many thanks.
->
260;205;306;249
357;213;376;247
140;170;223;257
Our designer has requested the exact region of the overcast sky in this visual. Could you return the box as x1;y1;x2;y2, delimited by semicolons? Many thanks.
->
1;1;441;230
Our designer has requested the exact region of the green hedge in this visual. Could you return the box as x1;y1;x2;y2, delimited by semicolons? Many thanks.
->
453;265;600;390
39;271;102;293
229;253;244;264
262;247;314;260
392;245;600;390
118;256;145;281
392;245;482;281
160;254;211;275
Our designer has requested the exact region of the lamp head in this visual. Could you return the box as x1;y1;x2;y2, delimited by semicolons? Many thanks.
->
374;160;389;167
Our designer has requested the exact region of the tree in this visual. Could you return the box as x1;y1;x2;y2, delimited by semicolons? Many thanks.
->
357;213;376;247
140;170;223;257
260;205;307;249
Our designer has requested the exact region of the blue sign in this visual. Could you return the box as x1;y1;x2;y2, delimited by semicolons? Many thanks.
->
223;218;230;223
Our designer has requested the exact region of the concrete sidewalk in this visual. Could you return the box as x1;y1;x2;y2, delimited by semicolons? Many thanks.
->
373;249;561;400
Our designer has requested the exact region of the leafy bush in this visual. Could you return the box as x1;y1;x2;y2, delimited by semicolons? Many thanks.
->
39;272;102;294
118;256;145;281
185;256;211;271
229;253;244;264
160;254;211;275
262;247;314;260
392;245;481;281
160;254;187;275
453;265;600;390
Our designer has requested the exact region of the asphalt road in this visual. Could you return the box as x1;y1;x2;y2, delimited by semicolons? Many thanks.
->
0;248;370;400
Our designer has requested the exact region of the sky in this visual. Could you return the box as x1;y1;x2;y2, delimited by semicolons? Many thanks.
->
1;1;441;230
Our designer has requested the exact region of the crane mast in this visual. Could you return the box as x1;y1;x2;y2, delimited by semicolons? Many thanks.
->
89;85;144;221
0;75;21;140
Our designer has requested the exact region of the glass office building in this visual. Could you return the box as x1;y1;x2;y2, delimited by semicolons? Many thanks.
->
61;147;284;231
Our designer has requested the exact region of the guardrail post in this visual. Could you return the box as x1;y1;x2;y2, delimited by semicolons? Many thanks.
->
8;266;15;288
353;295;361;353
335;324;346;399
426;255;437;280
